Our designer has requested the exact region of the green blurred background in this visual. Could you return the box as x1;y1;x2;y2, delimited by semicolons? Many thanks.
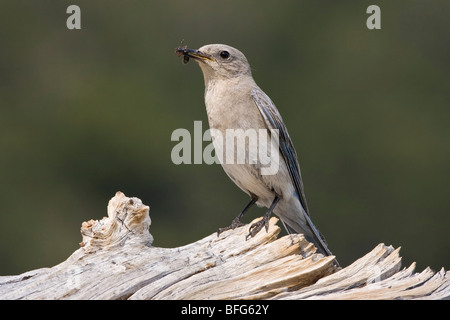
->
0;0;449;276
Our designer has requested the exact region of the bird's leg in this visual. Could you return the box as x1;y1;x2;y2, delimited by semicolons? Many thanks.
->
217;196;258;236
246;196;280;240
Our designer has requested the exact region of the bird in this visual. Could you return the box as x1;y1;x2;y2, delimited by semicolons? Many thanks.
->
176;44;338;263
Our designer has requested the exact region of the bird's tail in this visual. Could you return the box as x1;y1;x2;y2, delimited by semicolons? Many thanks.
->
280;219;328;255
280;213;339;267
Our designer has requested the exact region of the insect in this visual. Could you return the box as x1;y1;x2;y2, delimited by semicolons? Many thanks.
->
175;44;190;64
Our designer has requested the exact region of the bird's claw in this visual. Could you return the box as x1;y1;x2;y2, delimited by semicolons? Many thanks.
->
217;217;245;236
245;216;270;240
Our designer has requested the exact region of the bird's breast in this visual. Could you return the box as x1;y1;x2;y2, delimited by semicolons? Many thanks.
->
204;83;266;131
203;82;294;204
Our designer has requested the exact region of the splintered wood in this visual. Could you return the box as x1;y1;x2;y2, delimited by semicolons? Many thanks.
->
0;191;449;300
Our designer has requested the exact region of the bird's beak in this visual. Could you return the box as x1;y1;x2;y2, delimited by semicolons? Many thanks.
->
175;47;214;64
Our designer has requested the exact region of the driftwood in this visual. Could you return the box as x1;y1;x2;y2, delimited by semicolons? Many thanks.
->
0;191;449;300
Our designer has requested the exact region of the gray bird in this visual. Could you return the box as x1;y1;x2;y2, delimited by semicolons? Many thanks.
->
177;44;337;263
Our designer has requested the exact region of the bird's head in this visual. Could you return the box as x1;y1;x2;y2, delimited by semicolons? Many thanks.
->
176;44;252;85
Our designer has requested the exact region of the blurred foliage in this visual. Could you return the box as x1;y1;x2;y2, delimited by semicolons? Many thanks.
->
0;0;449;275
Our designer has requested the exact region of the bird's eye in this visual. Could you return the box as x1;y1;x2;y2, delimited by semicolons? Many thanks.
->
219;51;230;59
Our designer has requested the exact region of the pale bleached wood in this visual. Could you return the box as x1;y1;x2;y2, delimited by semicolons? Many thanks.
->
0;191;448;300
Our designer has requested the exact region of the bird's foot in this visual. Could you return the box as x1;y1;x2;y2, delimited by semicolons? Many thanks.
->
246;215;270;240
217;217;245;236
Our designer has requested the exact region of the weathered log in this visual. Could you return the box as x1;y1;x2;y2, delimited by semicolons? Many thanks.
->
0;191;448;300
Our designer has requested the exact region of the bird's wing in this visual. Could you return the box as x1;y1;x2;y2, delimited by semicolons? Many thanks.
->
251;88;309;216
251;88;336;258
